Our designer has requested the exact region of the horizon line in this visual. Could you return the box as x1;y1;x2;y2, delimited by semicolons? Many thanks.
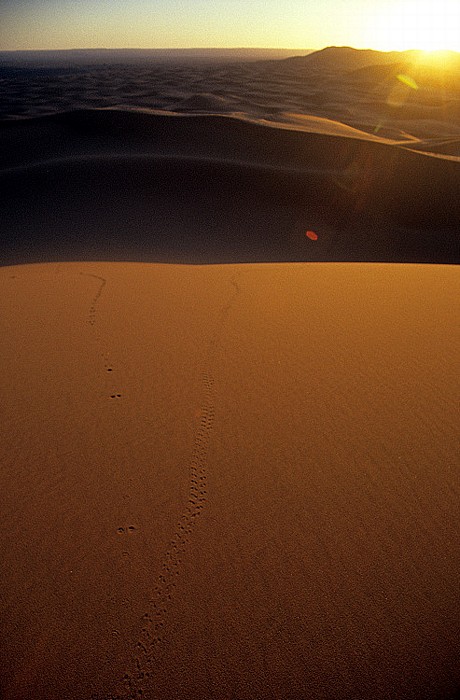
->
1;45;459;55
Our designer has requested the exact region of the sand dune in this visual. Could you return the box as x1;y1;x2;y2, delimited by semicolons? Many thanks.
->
1;46;459;700
1;261;459;700
1;47;459;147
1;109;459;267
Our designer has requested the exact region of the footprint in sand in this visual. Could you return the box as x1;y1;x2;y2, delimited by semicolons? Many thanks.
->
117;526;137;535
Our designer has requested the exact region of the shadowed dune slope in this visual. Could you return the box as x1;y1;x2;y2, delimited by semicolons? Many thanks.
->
0;110;459;266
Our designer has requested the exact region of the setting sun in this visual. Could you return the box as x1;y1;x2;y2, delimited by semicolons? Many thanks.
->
365;0;460;52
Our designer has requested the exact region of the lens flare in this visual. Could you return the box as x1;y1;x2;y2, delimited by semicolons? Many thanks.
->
397;74;419;90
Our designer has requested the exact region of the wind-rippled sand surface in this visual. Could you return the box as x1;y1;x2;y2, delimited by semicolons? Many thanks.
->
0;47;459;700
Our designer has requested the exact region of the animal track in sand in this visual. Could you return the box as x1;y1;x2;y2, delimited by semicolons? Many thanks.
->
117;526;137;535
80;272;123;400
119;274;241;700
82;273;106;328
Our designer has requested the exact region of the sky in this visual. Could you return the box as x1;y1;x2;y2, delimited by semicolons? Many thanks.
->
2;0;460;53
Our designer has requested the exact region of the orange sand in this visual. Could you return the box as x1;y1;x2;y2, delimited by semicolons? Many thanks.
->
1;261;458;700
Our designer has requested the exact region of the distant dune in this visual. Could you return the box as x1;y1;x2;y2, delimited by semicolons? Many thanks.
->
173;93;236;112
1;46;459;146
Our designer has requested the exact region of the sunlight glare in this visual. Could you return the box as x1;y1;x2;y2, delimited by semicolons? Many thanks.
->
366;0;460;52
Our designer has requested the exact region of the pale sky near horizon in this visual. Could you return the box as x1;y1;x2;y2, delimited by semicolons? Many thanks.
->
2;0;460;53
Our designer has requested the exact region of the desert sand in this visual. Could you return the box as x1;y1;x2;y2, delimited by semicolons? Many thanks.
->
1;47;459;700
1;261;459;700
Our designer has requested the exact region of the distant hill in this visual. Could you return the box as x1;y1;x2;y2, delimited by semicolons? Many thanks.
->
278;46;460;93
282;46;414;71
283;46;460;74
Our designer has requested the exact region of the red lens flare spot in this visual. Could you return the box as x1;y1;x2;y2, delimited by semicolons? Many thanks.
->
306;230;318;241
